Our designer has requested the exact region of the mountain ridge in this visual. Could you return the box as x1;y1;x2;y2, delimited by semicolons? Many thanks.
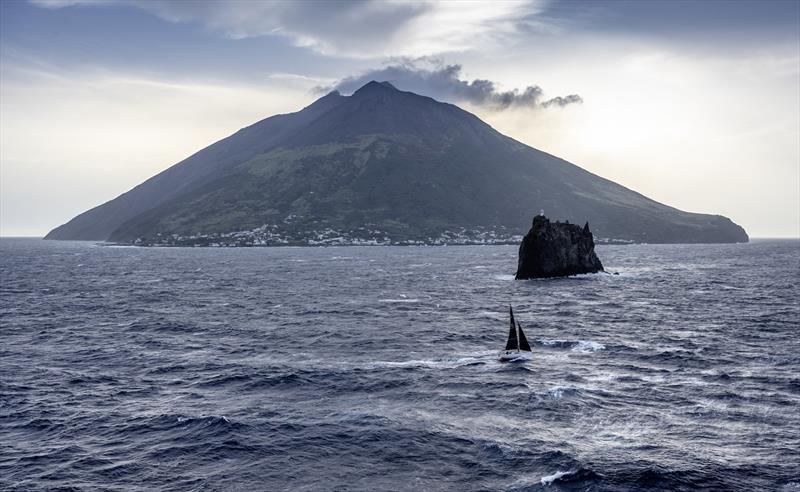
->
46;80;748;245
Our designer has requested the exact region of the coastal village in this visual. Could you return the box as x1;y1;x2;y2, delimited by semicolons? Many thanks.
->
129;219;635;247
131;224;525;247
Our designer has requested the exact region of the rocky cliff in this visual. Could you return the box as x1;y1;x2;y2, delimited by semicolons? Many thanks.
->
515;215;604;279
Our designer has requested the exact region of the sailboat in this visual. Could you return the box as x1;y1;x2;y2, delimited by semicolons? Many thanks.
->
499;306;532;361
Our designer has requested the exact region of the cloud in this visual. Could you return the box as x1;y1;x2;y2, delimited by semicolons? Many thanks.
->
30;0;548;58
328;60;582;110
540;94;584;107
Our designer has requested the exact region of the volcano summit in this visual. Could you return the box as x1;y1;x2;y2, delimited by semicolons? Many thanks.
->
46;81;747;246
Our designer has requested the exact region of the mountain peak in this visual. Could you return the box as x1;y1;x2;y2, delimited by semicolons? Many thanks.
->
353;80;398;96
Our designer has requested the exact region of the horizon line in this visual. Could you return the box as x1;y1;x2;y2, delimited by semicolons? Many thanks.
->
1;236;799;241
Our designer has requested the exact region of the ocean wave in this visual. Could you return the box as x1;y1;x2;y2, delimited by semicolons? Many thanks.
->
133;414;239;432
195;372;254;387
572;340;606;353
241;372;313;390
541;469;574;485
366;354;490;370
67;373;119;385
547;386;583;399
604;466;736;489
540;467;602;486
540;339;606;352
20;418;61;433
492;274;515;280
126;320;195;333
119;414;250;443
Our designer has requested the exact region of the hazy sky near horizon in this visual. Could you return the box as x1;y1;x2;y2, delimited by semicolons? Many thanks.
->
1;0;798;237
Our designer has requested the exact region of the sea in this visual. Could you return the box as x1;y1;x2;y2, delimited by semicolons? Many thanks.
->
1;238;798;491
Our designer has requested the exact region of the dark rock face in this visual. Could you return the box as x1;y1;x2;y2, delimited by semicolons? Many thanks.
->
515;215;604;279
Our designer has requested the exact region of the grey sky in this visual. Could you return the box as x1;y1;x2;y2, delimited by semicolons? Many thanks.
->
1;0;798;237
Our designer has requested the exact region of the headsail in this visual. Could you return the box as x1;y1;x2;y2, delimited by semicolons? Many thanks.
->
517;321;532;352
505;306;518;351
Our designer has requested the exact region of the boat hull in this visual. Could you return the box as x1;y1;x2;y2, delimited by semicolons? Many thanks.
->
498;350;532;362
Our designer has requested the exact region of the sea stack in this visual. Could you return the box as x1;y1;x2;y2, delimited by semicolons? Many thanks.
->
515;214;604;279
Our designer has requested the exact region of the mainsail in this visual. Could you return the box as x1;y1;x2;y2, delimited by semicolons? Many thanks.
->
517;322;532;352
505;306;518;350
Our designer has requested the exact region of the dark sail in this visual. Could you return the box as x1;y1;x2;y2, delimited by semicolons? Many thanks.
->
517;322;531;352
505;306;518;350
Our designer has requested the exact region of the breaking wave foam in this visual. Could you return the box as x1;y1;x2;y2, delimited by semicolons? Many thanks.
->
540;339;605;352
541;469;575;485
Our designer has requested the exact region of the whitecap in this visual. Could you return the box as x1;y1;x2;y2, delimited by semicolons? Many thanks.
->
547;386;580;399
540;339;568;347
378;298;420;303
493;274;515;280
572;341;605;353
370;359;445;369
541;469;575;485
367;353;491;370
539;339;605;352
